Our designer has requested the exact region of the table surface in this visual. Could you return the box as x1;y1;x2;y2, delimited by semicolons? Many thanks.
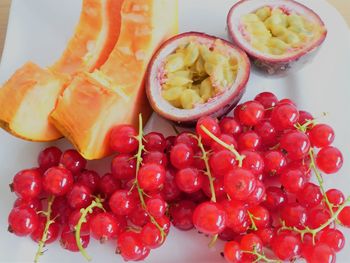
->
0;0;349;59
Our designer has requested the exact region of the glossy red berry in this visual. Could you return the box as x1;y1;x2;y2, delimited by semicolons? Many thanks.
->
263;186;287;211
246;180;266;206
196;116;221;145
271;103;299;131
318;228;345;252
280;203;307;229
338;206;350;227
8;207;39;236
224;168;257;201
60;149;86;174
76;169;100;193
280;131;311;160
109;190;136;216
306;208;330;229
298;110;314;125
30;216;60;244
224;241;242;262
144;132;166;152
109;125;138;153
271;233;301;260
248;205;270;229
307;244;335;263
60;225;90;252
142;151;168;167
256;227;274;246
210;134;237;152
43;166;73;196
170;143;194;169
12;168;42;199
202;176;226;201
174;132;199;152
140;223;163;249
241;150;264;175
316;146;343;174
209;150;236;177
254;92;278;109
68;209;91;235
161;170;181;202
263;150;287;176
51;197;73;225
129;204;149;227
237;101;264;126
309;124;335;148
138;163;166;192
192;202;226;235
219;117;242;138
13;197;42;211
38;146;62;170
175;168;203;194
297;182;322;208
66;183;92;209
221;199;248;231
111;154;136;180
326;189;345;206
146;197;166;219
240;233;263;261
280;169;306;193
98;173;120;197
170;200;196;231
254;120;278;147
90;212;120;241
237;131;261;151
117;231;148;261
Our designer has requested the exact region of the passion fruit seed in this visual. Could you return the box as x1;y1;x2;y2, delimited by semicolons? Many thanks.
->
162;41;238;109
242;6;325;55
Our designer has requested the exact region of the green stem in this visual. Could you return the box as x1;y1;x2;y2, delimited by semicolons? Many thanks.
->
134;114;166;241
200;125;245;167
280;196;350;243
34;195;55;263
308;148;334;216
75;196;105;261
208;234;218;248
247;211;258;231
196;135;216;203
242;249;281;263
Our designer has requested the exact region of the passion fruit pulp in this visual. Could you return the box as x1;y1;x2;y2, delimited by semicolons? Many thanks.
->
146;32;250;124
227;0;327;75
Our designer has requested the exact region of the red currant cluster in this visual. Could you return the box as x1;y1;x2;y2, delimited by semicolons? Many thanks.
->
6;91;350;263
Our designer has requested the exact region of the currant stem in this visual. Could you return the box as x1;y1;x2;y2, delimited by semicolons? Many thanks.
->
308;148;334;216
134;114;166;242
195;135;216;203
242;249;282;263
200;125;245;167
209;234;218;248
280;196;350;244
247;211;258;231
34;195;55;263
75;196;105;261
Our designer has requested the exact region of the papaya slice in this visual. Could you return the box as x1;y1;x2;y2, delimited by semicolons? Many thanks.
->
51;0;179;159
0;0;123;141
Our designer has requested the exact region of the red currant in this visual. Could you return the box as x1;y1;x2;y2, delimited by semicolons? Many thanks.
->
254;120;278;147
98;173;120;197
318;228;345;252
298;110;314;125
202;176;226;201
144;132;166;152
224;241;242;263
13;197;42;211
8;207;39;236
140;223;163;249
326;189;345;206
263;186;287;211
117;231;148;261
12;168;42;199
271;103;299;131
142;151;168;167
309;124;335;148
68;209;91;235
237;101;264;126
246;180;266;206
30;216;60;244
316;146;343;174
60;224;89;252
66;183;92;209
254;92;278;109
60;149;86;174
192;202;226;235
241;150;264;175
170;143;194;169
161;169;181;202
210;134;237;152
219;117;242;138
76;169;100;193
196;116;221;145
170;200;195;231
280;203;307;229
338;206;350;227
307;243;335;263
263;150;287;176
209;150;236;177
248;205;270;229
256;227;274;246
280;131;311;160
51;197;73;225
138;163;166;192
109;125;138;153
240;233;263;261
109;190;136;216
221;199;248;231
174;132;199;152
280;168;306;193
90;212;120;241
129;204;149;227
297;182;322;208
271;233;301;260
146;197;166;219
43;166;73;196
111;154;136;180
224;168;257;201
175;168;203;194
38;146;62;170
237;131;261;151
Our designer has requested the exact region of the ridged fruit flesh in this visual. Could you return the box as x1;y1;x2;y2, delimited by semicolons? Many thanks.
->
0;63;67;141
51;0;124;75
51;0;179;160
0;0;124;141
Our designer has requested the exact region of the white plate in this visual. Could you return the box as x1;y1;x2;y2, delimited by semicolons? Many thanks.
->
1;0;350;262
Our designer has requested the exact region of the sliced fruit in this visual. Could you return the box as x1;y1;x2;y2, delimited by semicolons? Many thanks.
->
0;0;124;141
227;0;327;74
0;63;67;141
51;0;179;160
50;0;124;74
146;32;250;123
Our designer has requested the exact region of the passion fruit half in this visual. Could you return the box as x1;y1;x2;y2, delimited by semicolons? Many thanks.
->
146;32;250;124
227;0;327;75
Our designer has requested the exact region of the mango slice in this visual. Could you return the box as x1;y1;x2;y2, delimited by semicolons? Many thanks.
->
51;0;179;160
0;0;124;141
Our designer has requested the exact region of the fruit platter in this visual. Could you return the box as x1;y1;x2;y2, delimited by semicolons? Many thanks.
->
0;0;350;262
